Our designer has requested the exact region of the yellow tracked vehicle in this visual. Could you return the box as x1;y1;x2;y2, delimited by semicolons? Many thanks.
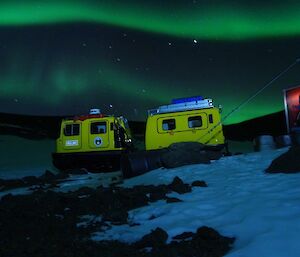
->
52;109;132;172
121;96;226;178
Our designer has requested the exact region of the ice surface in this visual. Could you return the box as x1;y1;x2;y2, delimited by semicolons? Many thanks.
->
0;135;56;179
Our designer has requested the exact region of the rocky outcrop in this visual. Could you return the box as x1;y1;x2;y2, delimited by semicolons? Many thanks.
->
0;175;235;257
266;146;300;173
161;142;222;169
0;170;68;192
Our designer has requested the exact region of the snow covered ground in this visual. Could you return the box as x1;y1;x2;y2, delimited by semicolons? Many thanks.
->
1;135;300;256
113;147;299;257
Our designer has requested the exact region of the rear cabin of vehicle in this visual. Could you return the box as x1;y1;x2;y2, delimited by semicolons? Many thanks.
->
145;97;225;151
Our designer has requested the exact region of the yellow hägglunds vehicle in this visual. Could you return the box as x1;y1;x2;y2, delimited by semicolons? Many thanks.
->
145;96;225;151
121;96;226;178
52;109;132;172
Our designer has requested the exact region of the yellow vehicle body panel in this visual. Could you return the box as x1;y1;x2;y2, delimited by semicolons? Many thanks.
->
56;116;131;154
145;107;225;150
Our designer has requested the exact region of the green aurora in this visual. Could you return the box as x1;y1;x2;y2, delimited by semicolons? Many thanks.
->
1;54;295;124
0;1;300;124
1;1;300;40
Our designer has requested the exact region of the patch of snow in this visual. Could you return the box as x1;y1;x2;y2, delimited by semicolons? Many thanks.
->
2;136;300;256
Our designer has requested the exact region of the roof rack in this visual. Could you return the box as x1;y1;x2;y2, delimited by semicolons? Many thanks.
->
148;98;214;116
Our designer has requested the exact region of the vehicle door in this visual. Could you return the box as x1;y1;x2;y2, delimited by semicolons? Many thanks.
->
88;120;109;149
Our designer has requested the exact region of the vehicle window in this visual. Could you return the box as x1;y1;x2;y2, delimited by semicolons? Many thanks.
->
208;114;213;124
64;124;80;136
188;116;202;128
91;122;107;134
162;119;176;131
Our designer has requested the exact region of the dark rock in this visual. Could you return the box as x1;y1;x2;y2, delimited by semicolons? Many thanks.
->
191;180;208;187
39;170;56;181
172;231;195;240
135;227;168;248
168;176;191;194
148;214;157;220
147;184;169;197
1;193;13;201
129;222;140;227
76;187;96;196
167;226;235;257
47;182;59;189
196;226;222;239
22;176;41;186
103;209;128;224
166;197;182;203
1;179;25;190
115;187;149;210
161;142;211;168
66;168;89;175
266;146;300;173
111;175;120;182
0;171;70;192
149;191;167;202
54;172;70;180
28;185;45;191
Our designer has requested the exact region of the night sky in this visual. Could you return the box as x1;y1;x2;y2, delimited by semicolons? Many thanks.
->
0;0;300;124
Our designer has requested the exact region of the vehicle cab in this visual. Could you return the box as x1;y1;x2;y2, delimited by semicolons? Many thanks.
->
52;109;132;171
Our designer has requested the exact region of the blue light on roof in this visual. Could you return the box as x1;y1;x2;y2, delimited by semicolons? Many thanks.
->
171;96;204;104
